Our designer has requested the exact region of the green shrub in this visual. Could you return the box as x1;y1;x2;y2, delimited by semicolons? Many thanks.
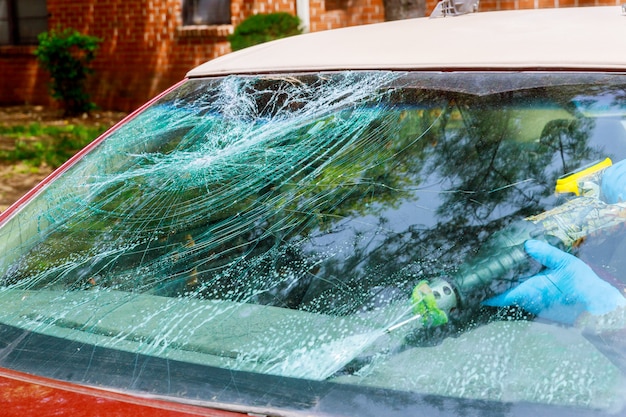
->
34;28;102;116
228;13;302;51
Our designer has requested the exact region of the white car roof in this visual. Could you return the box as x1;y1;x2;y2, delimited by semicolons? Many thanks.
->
187;6;626;77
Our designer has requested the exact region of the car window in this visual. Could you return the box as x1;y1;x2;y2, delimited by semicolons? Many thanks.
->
0;71;625;415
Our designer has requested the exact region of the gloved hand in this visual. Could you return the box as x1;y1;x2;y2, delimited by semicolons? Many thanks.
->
484;239;626;324
601;158;626;204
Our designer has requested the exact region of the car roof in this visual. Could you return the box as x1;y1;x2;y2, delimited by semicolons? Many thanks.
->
187;6;626;77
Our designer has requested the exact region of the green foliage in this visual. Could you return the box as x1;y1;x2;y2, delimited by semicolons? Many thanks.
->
34;28;102;116
0;123;108;168
228;13;302;51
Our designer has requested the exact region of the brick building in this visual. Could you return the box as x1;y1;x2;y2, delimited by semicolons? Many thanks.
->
0;0;622;112
0;0;385;111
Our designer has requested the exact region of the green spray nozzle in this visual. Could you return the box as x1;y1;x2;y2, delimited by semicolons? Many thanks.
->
410;280;450;327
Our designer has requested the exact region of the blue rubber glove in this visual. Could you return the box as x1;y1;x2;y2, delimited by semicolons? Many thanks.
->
601;159;626;204
484;239;626;324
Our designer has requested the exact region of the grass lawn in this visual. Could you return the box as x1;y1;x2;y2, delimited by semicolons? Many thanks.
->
0;106;126;211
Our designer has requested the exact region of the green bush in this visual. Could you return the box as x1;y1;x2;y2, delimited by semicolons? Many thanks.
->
228;13;302;51
34;28;102;116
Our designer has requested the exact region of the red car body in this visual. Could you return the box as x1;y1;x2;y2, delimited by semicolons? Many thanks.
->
2;6;626;416
0;368;241;416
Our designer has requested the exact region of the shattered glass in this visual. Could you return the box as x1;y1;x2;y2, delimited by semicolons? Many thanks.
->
0;71;626;414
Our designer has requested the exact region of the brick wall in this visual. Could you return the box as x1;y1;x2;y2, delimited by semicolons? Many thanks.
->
309;0;384;31
0;46;51;106
45;0;237;111
239;0;296;17
0;0;246;111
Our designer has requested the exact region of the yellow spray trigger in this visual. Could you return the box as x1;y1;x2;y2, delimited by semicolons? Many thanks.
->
555;157;612;196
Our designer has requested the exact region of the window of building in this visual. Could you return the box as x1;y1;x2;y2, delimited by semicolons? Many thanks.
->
325;0;349;10
0;0;48;45
182;0;231;26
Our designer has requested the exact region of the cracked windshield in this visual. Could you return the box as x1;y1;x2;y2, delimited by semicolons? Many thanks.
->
1;71;626;413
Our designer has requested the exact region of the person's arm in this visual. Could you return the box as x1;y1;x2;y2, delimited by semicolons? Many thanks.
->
484;239;626;324
485;239;626;370
602;158;626;204
484;158;626;321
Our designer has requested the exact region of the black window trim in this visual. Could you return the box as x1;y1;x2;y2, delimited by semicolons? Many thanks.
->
0;322;595;417
0;0;48;46
181;0;232;27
